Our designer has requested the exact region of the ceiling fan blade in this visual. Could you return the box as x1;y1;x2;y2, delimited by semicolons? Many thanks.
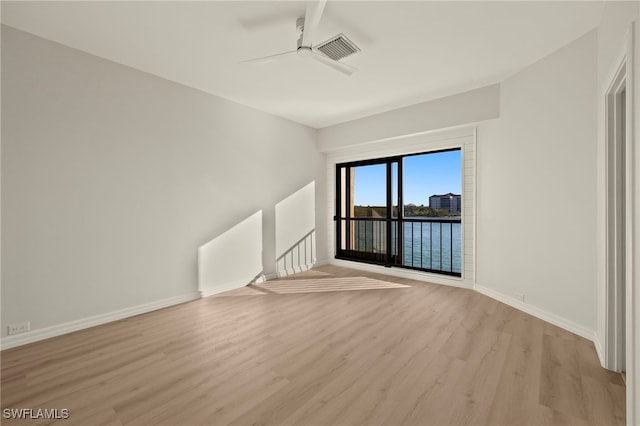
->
310;50;357;76
301;0;327;47
240;50;297;65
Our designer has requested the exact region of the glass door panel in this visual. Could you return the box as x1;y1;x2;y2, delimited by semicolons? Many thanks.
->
336;160;399;265
401;150;462;275
350;163;387;262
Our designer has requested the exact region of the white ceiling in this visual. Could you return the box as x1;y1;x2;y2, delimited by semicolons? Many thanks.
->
1;1;604;128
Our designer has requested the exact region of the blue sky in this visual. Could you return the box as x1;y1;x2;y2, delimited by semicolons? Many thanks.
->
353;150;461;206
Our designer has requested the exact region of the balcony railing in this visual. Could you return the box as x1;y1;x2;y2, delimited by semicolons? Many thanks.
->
337;217;462;277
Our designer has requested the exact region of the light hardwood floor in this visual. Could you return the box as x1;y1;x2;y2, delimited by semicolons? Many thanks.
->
1;265;625;425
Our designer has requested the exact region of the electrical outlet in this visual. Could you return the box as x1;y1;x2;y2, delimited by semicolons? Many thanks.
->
7;321;30;336
514;293;526;303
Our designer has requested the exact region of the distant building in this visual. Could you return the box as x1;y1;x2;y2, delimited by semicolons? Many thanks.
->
429;193;461;213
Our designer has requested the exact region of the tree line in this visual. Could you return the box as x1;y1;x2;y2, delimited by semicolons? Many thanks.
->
353;204;460;218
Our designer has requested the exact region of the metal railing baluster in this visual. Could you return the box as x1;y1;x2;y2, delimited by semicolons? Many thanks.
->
337;217;461;277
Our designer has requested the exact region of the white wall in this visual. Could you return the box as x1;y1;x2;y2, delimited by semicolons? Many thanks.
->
198;211;264;297
595;0;640;354
636;8;640;425
317;84;499;152
1;26;326;343
275;182;317;276
476;31;598;335
594;3;640;424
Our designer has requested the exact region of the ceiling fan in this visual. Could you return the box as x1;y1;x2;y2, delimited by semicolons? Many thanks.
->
241;0;359;76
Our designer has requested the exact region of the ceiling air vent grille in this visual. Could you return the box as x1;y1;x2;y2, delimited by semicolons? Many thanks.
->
315;33;360;61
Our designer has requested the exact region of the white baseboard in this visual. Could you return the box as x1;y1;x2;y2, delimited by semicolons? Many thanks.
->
262;272;279;281
330;259;597;343
199;273;270;297
6;265;596;356
474;284;595;342
200;286;234;298
0;292;201;350
200;261;330;296
592;332;606;367
329;259;473;289
313;259;330;268
272;259;329;280
276;261;317;278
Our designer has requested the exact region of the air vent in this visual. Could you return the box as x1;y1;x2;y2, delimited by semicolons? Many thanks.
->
315;33;360;61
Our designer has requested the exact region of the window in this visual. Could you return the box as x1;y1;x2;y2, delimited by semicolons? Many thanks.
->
335;149;462;277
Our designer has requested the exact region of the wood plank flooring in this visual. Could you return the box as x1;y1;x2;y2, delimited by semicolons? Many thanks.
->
1;265;625;425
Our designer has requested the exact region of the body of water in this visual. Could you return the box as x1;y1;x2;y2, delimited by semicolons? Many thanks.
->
351;218;462;274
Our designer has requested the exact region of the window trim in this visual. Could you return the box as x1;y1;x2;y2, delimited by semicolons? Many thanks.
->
334;148;462;277
325;127;476;287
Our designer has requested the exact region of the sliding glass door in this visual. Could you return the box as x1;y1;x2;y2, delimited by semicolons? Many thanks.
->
336;159;398;264
335;149;462;277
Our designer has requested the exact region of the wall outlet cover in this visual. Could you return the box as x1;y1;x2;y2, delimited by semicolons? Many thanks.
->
7;321;30;335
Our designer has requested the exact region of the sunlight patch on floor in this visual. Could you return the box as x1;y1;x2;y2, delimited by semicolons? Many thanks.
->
212;286;268;297
254;277;410;294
